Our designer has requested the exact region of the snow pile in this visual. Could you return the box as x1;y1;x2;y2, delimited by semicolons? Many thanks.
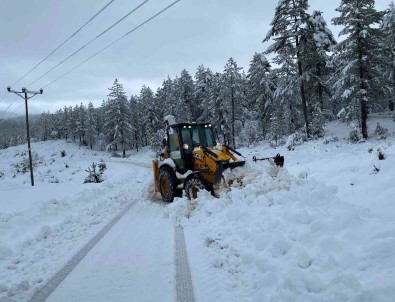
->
167;114;395;302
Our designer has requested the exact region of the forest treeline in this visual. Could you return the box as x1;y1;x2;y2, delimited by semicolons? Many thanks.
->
1;0;394;154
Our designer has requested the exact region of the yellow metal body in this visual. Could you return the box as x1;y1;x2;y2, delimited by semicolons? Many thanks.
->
153;144;242;189
191;145;240;185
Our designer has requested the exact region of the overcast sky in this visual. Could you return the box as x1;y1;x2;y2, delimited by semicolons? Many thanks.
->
0;0;392;115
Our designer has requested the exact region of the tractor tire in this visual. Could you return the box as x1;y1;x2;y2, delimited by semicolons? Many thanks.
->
159;167;177;203
184;177;212;200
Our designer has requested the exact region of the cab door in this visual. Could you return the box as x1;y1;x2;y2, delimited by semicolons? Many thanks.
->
167;126;185;172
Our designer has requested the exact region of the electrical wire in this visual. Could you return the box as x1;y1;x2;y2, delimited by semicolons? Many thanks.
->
0;94;20;125
11;0;117;87
29;0;150;87
44;0;181;89
0;91;6;103
0;93;16;115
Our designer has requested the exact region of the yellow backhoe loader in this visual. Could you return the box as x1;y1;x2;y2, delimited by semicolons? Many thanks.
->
152;120;284;202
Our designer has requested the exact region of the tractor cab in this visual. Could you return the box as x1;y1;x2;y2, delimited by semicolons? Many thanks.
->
164;123;217;174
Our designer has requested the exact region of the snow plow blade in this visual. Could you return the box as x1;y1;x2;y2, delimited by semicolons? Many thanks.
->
226;160;246;169
252;154;284;167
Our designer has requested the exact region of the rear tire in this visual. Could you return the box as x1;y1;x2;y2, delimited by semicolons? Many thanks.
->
159;167;177;202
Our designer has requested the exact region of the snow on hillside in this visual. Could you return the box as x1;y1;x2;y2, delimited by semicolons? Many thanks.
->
0;113;394;301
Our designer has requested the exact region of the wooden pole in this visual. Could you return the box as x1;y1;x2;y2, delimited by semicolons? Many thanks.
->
24;91;34;186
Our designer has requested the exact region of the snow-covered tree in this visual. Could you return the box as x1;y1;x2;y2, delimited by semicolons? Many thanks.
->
139;85;161;148
75;103;86;144
264;0;311;136
194;65;213;122
247;53;276;138
302;11;337;136
381;2;395;111
85;102;97;149
104;79;132;157
129;95;140;151
222;57;244;148
332;0;384;139
174;69;197;122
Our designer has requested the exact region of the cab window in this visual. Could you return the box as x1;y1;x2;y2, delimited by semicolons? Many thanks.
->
168;128;180;151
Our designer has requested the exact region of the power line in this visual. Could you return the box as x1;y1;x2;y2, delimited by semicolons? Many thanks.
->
0;93;16;114
44;0;181;89
29;0;150;87
0;94;20;126
0;91;6;103
11;0;117;87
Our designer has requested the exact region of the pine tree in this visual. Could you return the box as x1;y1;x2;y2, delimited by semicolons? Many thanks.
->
51;109;62;139
129;95;140;151
158;77;178;119
194;65;213;122
271;56;300;137
85;102;97;149
175;70;197;122
104;79;132;157
303;11;337;136
222;57;244;148
381;2;395;111
96;100;107;151
139;85;161;148
247;53;276;138
332;0;384;139
264;0;311;137
75;103;86;145
61;106;70;140
208;72;227;142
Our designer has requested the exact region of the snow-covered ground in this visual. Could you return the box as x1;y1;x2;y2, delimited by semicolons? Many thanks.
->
0;113;395;301
0;141;154;301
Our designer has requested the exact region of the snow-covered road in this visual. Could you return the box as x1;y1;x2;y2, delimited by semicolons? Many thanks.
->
45;201;174;302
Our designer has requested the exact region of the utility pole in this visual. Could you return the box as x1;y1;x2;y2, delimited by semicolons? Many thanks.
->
7;86;43;186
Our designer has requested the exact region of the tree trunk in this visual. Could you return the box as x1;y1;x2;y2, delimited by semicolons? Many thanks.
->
317;64;324;111
297;52;309;137
231;77;236;148
391;53;395;111
295;21;309;138
135;133;139;152
357;23;368;139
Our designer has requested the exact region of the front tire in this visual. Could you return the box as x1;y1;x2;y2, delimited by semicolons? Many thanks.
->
184;177;211;200
159;167;177;202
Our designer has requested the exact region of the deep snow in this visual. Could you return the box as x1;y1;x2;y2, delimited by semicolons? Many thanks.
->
0;113;395;301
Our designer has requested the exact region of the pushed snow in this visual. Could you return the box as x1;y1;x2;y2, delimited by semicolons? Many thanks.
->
167;113;395;302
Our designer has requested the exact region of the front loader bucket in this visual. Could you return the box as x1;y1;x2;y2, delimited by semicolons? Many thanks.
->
229;161;246;169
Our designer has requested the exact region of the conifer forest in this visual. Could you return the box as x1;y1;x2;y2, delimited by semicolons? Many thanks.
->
1;0;394;155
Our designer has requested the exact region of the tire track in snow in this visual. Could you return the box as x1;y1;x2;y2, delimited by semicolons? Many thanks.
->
29;200;138;302
175;226;196;302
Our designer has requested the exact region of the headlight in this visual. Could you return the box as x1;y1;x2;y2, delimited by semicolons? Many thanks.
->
183;144;189;150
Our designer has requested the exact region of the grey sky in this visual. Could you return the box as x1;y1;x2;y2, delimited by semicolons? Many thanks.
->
0;0;392;115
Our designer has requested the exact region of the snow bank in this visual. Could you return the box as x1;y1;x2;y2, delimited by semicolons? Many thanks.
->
167;113;395;302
